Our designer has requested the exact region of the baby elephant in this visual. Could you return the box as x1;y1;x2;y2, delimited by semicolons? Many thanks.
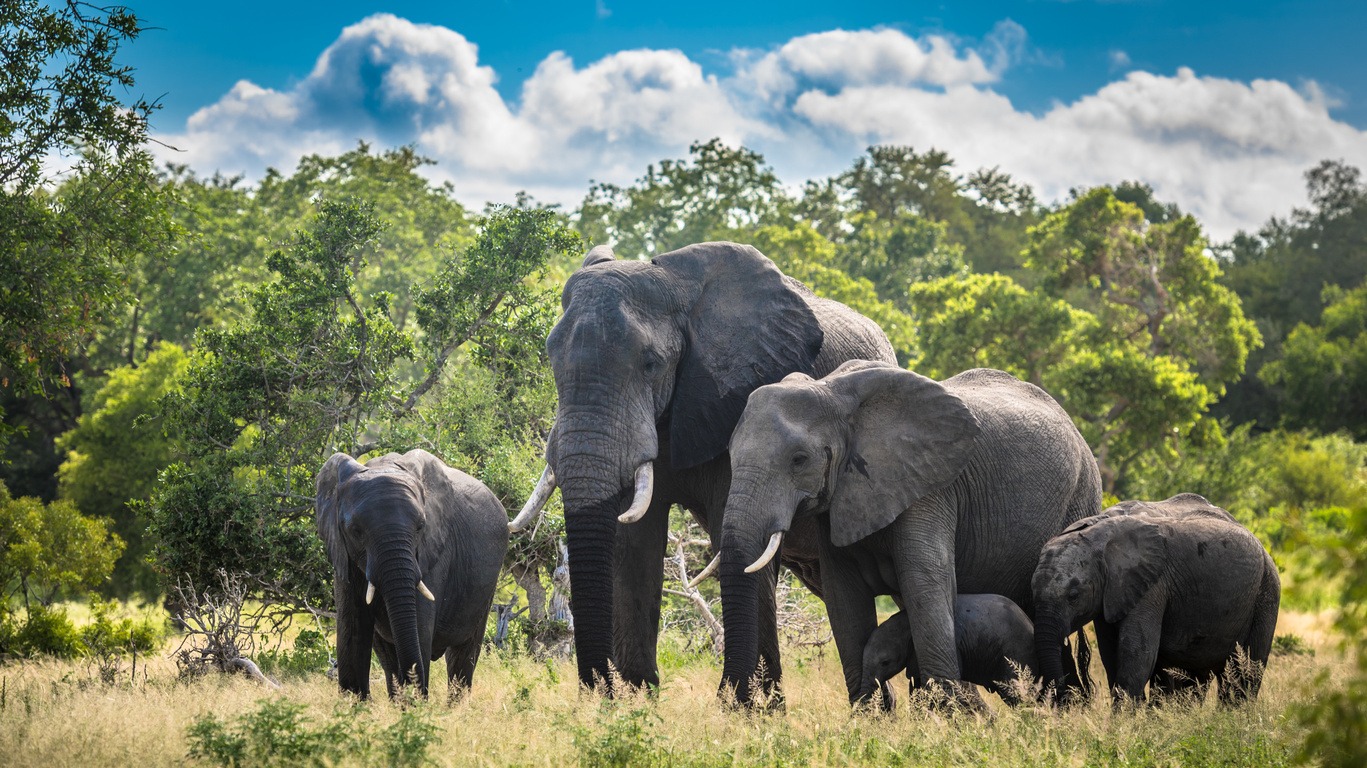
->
861;594;1038;706
1032;493;1280;705
315;449;509;700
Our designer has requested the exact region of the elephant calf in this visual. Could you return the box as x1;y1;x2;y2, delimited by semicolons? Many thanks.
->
315;449;509;700
1032;493;1280;705
862;594;1038;706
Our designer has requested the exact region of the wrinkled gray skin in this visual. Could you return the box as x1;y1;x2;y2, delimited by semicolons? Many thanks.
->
541;242;895;698
1032;493;1281;706
316;450;508;699
722;361;1101;708
862;596;1037;706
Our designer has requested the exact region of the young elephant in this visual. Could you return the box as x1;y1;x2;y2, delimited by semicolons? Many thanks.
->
315;449;508;699
1032;493;1281;705
862;595;1038;706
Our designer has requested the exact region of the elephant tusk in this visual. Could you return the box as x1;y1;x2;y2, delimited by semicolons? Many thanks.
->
688;554;720;588
365;581;376;605
509;466;556;533
617;462;655;524
745;532;784;574
418;580;436;602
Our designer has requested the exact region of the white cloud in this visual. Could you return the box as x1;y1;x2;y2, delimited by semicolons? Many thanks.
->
154;14;1367;240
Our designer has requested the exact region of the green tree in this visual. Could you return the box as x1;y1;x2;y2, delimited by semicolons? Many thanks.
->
56;343;189;596
0;482;123;613
0;1;169;410
147;201;579;607
1260;284;1367;438
577;138;792;256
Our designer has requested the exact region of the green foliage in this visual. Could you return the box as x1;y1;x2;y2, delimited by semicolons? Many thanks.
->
259;628;332;678
1;603;83;658
834;212;967;309
187;698;441;767
572;705;664;768
80;597;166;682
0;481;123;609
56;343;189;596
1295;504;1367;767
1261;284;1367;439
577;138;792;256
0;0;153;192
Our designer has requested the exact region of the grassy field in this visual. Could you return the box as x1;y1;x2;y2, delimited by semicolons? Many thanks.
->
0;611;1339;767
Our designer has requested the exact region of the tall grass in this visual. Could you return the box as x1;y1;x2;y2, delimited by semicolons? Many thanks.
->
0;612;1336;767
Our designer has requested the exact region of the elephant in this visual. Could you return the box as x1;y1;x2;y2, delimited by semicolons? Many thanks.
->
1031;493;1281;706
315;449;508;699
512;241;896;696
862;595;1038;707
720;361;1102;707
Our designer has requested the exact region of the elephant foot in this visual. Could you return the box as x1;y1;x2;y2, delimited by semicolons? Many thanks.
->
717;674;786;712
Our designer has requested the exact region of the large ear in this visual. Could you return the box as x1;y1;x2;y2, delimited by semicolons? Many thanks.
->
824;363;979;547
581;244;615;268
657;242;824;470
1101;518;1168;623
315;453;365;565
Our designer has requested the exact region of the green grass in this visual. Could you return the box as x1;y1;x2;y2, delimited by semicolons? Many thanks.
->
0;611;1339;767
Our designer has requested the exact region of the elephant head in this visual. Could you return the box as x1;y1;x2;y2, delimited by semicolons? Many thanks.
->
1031;514;1167;700
516;242;825;688
317;453;439;694
719;359;979;699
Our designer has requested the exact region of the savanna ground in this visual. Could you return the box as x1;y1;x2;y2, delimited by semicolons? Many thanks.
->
0;608;1336;767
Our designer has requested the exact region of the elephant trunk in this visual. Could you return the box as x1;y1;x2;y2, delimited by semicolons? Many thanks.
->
719;539;762;704
1033;607;1071;704
548;401;657;691
375;546;426;694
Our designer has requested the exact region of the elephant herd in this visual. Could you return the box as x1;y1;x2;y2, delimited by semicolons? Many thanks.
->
314;241;1281;710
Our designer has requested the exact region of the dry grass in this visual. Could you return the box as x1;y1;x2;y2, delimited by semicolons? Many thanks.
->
0;611;1336;767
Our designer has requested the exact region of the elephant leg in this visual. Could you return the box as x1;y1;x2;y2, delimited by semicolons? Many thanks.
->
444;637;483;701
334;575;375;698
818;538;886;708
1226;568;1280;704
374;635;401;699
890;507;979;710
1112;608;1164;706
611;492;671;690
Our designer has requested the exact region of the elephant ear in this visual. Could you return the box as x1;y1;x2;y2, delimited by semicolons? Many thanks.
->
581;244;615;268
1101;518;1168;623
656;242;824;470
315;453;365;566
824;362;980;547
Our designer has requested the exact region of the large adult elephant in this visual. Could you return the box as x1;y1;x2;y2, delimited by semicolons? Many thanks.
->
513;242;896;693
316;449;508;699
721;362;1102;706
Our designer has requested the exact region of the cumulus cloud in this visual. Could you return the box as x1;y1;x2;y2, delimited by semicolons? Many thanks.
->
154;14;1367;239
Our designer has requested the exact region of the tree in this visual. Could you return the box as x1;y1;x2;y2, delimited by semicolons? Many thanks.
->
147;201;580;608
577;138;792;256
56;343;189;596
0;481;123;612
1261;284;1367;439
0;1;168;409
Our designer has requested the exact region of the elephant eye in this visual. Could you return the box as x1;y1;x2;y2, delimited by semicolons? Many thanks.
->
1067;586;1081;601
791;452;810;469
642;351;663;376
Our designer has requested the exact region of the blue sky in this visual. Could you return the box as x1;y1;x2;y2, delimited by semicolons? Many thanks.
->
115;0;1367;238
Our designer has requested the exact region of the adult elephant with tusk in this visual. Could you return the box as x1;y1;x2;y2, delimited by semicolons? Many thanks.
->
514;241;896;698
720;362;1101;709
316;449;508;700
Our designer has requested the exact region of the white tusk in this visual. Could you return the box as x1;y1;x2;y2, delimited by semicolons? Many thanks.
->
418;580;436;602
617;462;655;524
688;554;721;588
745;532;784;574
509;466;556;532
365;581;376;605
